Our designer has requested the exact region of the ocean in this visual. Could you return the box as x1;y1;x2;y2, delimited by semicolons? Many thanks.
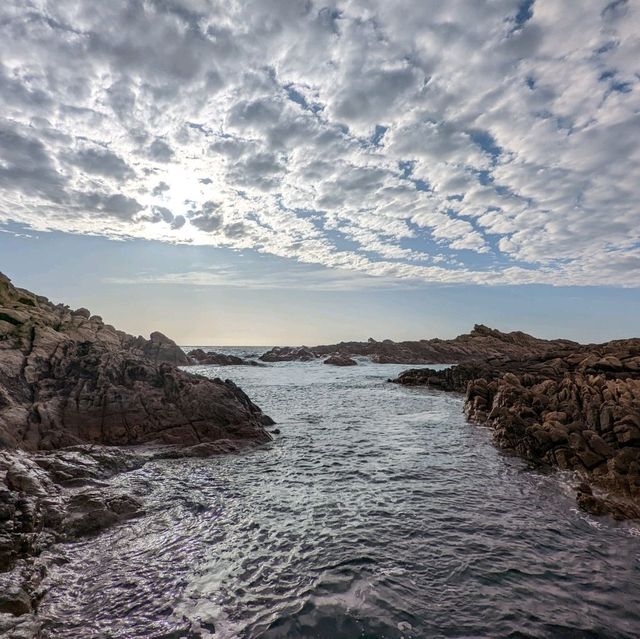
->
37;351;640;638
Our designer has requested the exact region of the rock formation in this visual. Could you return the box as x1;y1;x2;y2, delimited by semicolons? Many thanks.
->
260;346;317;362
393;339;640;519
124;331;190;366
0;272;272;451
323;354;358;366
260;324;578;364
187;348;264;366
0;271;273;626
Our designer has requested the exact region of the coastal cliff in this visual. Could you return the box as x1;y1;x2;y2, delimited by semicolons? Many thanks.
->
393;338;640;519
0;272;272;628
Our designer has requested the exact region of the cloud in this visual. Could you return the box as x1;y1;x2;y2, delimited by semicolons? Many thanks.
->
75;192;144;219
64;145;134;180
103;264;418;291
0;122;67;202
0;0;638;287
189;201;224;232
152;181;170;196
148;138;174;163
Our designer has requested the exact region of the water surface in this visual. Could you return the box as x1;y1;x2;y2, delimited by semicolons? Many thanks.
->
38;355;640;638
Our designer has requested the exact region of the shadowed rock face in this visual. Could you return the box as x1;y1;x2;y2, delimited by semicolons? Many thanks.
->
260;324;579;364
393;340;640;519
0;271;272;451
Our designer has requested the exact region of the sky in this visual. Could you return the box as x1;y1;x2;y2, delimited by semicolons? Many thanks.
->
0;0;639;345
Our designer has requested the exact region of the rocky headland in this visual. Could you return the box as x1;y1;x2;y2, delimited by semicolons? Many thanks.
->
393;335;640;520
259;324;578;364
0;272;273;632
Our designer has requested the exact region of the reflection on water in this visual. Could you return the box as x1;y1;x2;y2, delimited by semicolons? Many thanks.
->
38;357;640;638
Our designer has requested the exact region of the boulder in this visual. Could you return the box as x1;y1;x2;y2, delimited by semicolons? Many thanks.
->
323;354;357;366
124;331;190;366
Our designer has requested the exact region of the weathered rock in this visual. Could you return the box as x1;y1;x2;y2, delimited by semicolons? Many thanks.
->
392;335;640;519
124;331;190;366
259;346;317;362
0;271;275;617
323;354;357;367
260;324;579;364
0;272;272;451
187;348;264;366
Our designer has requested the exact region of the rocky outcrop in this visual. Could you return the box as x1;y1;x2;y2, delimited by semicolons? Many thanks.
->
260;346;317;362
260;324;578;364
0;441;253;629
187;348;264;366
0;271;274;626
0;271;272;451
324;354;358;366
0;446;145;625
124;331;189;366
393;339;640;519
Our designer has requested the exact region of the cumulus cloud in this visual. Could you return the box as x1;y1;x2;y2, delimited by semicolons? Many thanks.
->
0;0;638;286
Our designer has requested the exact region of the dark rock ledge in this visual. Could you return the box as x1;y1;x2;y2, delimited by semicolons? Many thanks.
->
186;348;265;366
0;271;274;633
392;342;640;520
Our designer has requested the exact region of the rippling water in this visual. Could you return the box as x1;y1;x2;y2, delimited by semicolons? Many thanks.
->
38;355;640;638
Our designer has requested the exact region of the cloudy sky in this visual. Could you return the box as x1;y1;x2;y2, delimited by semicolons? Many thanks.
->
0;0;638;344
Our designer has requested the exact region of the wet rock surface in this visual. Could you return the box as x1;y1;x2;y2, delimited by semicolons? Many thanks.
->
260;324;578;364
0;442;257;635
393;339;640;519
0;272;274;633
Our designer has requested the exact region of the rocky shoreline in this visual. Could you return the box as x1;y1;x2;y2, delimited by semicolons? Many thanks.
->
393;339;640;520
4;266;639;633
0;272;274;633
258;324;578;364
